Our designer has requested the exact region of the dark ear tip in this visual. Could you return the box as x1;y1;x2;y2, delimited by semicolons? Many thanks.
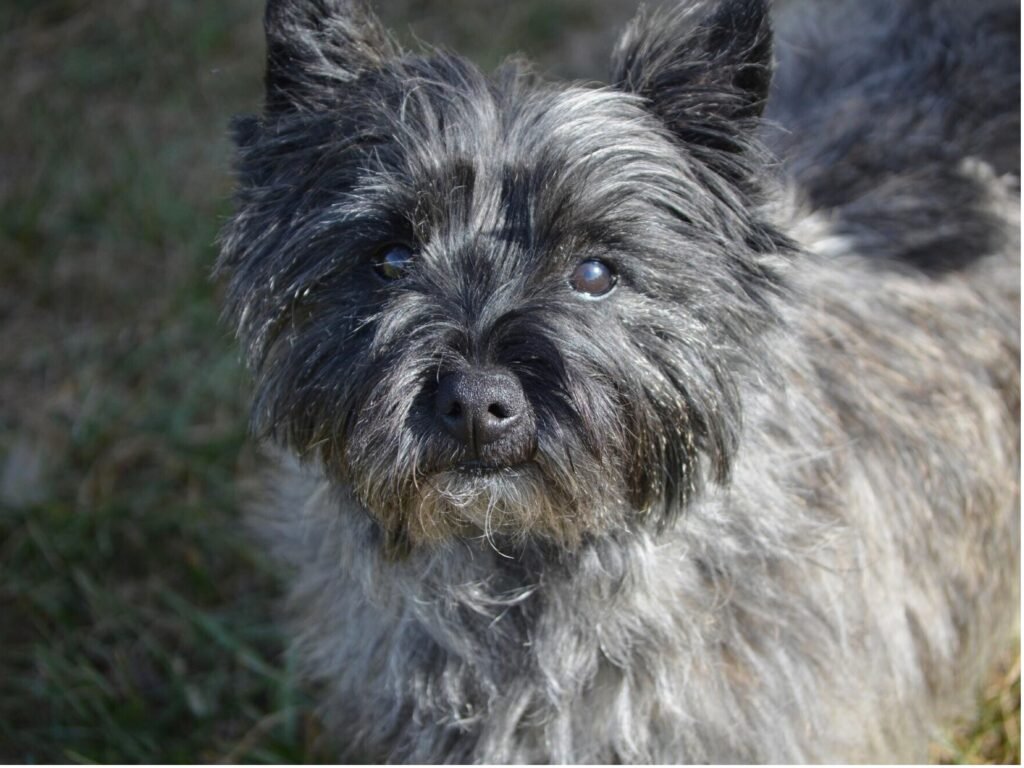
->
610;0;775;146
263;0;299;33
713;0;771;22
231;115;261;149
260;0;396;113
263;0;320;23
264;0;370;30
707;0;773;48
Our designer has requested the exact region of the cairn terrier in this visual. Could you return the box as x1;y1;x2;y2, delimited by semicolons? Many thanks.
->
218;0;1020;761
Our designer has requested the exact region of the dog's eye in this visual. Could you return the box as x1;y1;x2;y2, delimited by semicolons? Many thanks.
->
569;259;617;297
374;244;415;280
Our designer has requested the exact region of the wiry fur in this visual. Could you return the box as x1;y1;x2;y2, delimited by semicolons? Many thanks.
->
217;0;1020;761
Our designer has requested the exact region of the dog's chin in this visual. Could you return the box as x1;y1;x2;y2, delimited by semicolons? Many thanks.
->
441;461;532;483
417;462;547;540
358;457;604;553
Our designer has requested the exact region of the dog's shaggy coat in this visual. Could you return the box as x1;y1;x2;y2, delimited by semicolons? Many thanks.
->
218;0;1020;761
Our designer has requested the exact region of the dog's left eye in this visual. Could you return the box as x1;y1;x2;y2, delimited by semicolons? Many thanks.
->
374;244;415;280
570;259;617;297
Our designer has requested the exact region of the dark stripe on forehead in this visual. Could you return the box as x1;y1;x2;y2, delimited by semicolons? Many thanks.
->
498;164;537;251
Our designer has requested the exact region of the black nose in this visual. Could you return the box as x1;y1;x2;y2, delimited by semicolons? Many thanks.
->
435;369;527;453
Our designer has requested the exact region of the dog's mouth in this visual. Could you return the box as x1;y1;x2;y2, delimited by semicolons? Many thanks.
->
425;454;546;497
431;461;534;492
450;460;530;476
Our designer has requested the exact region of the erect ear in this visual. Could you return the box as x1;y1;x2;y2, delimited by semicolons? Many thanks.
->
611;0;772;153
263;0;398;113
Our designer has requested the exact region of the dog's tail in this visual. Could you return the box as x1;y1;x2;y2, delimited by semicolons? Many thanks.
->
766;0;1020;272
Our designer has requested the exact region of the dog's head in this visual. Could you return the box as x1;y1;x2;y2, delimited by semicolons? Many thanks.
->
219;0;791;554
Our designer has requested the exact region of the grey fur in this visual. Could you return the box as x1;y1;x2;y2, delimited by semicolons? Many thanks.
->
218;0;1020;761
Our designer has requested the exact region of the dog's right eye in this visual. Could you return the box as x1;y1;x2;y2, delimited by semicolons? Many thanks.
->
374;244;415;280
570;259;617;298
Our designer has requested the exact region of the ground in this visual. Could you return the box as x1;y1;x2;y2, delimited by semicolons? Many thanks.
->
0;0;1017;762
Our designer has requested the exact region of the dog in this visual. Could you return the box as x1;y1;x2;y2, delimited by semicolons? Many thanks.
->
217;0;1020;761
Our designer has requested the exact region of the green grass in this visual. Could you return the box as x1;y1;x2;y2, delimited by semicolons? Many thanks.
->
0;2;326;760
0;1;1017;763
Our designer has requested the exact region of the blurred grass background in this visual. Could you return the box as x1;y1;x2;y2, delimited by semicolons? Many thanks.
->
0;0;1017;762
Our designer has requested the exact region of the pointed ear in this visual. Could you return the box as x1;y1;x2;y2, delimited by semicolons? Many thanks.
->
263;0;398;113
611;0;773;153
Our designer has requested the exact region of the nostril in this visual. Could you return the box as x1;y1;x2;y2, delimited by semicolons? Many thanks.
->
446;401;463;419
487;402;509;419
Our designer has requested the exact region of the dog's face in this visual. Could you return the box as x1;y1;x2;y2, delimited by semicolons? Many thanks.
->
220;0;790;553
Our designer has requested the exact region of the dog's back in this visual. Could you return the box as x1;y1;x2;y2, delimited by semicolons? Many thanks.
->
768;0;1020;272
757;4;1020;759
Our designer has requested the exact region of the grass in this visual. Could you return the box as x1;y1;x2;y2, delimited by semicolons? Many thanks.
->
0;1;321;760
931;656;1021;765
0;0;1017;762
